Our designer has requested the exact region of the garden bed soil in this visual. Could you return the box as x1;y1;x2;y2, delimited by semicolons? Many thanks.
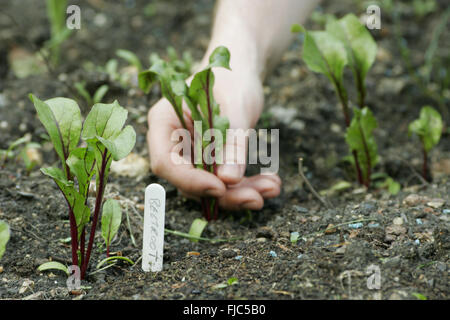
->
0;0;449;300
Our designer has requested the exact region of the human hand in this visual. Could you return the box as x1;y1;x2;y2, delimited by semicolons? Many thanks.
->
147;66;281;211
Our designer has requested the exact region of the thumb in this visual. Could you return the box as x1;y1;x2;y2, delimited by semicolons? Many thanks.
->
217;128;249;184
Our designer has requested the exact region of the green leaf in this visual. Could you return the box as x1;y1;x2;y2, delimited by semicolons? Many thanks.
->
93;84;109;104
97;125;136;161
72;192;90;240
116;49;143;71
326;14;377;84
412;292;427;300
74;82;92;106
66;147;96;197
138;70;159;93
345;107;378;183
188;218;208;243
227;277;239;286
290;232;300;244
101;199;122;248
29;95;82;175
291;24;304;33
82;101;128;141
409;106;443;152
0;220;10;260
300;29;348;101
96;255;134;269
206;46;231;70
37;261;69;275
41;166;76;201
386;177;401;195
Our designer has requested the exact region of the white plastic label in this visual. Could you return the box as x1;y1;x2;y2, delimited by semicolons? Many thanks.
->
142;183;165;272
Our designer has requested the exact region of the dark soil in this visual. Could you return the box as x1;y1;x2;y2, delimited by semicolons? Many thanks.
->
0;0;449;300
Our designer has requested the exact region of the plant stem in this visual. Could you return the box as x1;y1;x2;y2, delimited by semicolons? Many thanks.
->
334;82;364;185
81;150;108;279
67;207;79;267
422;145;430;182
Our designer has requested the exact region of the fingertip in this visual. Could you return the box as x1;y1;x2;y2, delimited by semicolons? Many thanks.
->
218;164;245;184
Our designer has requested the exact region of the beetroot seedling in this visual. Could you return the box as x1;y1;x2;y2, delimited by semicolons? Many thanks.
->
139;46;231;220
29;95;136;279
409;106;443;181
293;14;378;187
0;220;10;260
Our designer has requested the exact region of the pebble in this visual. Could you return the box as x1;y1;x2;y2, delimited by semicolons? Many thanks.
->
368;222;380;228
336;246;347;254
234;255;243;261
297;254;303;259
393;217;403;225
414;239;420;245
427;199;445;209
324;224;337;234
403;194;422;207
0;266;3;273
110;153;150;178
443;209;450;214
256;237;267;243
269;251;277;258
19;279;34;294
221;250;237;259
23;291;45;300
293;205;308;213
416;219;423;225
348;222;363;229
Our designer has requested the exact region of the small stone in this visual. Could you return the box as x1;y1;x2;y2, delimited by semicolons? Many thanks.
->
256;237;267;243
414;239;420;245
393;217;404;225
19;279;34;294
234;255;243;261
427;199;445;209
297;254;303;259
22;291;45;300
0;266;3;273
221;249;237;259
269;250;277;258
110;153;150;179
403;194;422;207
256;226;276;239
416;219;423;225
336;246;347;254
443;209;450;214
348;222;363;229
368;222;380;228
324;224;337;234
293;205;308;213
191;289;201;295
311;216;321;222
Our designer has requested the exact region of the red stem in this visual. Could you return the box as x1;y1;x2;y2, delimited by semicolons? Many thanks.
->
81;150;107;279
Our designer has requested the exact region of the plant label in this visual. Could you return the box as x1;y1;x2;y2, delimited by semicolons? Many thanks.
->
142;183;166;272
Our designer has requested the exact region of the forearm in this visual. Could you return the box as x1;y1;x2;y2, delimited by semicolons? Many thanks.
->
202;0;320;80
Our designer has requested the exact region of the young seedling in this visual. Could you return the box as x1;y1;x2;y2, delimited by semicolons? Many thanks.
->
139;46;231;220
74;82;110;106
46;0;72;66
149;46;193;80
293;14;378;187
0;220;10;260
29;95;136;279
409;106;443;181
101;199;122;257
0;134;42;174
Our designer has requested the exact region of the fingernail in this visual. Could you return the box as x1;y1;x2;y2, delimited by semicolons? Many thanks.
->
220;164;243;180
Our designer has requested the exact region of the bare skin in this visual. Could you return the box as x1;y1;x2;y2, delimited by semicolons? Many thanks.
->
147;0;319;210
